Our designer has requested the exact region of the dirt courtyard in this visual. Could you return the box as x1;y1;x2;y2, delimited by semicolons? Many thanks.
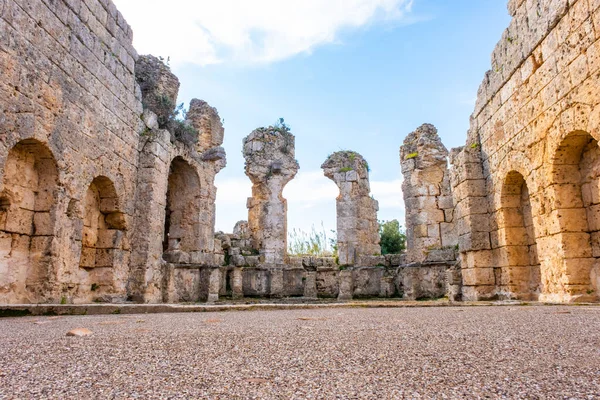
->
0;306;599;399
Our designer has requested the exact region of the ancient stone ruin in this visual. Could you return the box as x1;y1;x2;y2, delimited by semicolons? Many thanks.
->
243;127;299;265
1;0;599;304
322;151;380;266
401;124;456;264
451;0;600;303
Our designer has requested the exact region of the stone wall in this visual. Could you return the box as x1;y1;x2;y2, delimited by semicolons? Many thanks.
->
0;0;140;304
400;124;456;263
322;151;380;266
452;0;600;303
0;0;225;304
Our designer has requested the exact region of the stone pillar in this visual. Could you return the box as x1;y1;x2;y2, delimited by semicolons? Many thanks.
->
207;267;221;303
130;55;181;303
186;99;227;260
243;127;299;264
450;144;493;301
338;270;354;300
322;151;380;266
400;124;456;263
232;267;244;300
269;269;284;298
130;115;172;303
303;271;318;299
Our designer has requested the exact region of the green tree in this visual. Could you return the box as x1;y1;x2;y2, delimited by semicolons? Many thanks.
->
379;219;406;255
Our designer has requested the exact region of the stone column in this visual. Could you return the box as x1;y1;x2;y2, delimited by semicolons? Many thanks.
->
130;55;181;303
232;267;244;300
303;271;318;299
269;269;284;298
400;124;456;263
186;99;227;262
450;145;493;301
338;270;354;300
322;151;380;266
243;127;299;265
207;267;221;303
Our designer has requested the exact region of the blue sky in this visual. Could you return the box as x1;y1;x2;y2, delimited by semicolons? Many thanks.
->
114;0;510;234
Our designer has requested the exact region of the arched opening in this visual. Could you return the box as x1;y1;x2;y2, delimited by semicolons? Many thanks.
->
79;176;128;299
163;157;201;262
550;131;599;297
0;139;58;303
498;171;541;300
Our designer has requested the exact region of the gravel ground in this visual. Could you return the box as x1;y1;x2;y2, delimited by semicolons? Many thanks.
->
0;306;599;399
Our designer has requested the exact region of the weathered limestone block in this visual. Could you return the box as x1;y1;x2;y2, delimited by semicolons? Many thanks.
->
401;124;456;263
232;267;244;299
207;267;221;303
316;270;339;298
400;264;448;300
338;269;354;300
304;271;318;299
322;151;380;266
269;268;284;298
135;55;180;128
242;268;270;296
352;267;384;298
243;127;299;264
282;268;304;296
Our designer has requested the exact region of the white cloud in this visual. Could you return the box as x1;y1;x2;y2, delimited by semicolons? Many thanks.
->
113;0;414;65
214;170;404;233
371;178;403;209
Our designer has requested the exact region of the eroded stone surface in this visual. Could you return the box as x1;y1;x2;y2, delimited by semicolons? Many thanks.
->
0;0;226;305
452;0;600;303
322;151;380;266
401;124;456;263
243;127;299;265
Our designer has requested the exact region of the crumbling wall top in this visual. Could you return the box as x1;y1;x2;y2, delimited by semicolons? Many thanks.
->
186;99;225;152
400;124;448;170
321;151;371;195
135;55;181;128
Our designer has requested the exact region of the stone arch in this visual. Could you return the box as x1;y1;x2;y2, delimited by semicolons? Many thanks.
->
79;176;129;299
163;156;201;262
549;130;599;299
497;171;541;300
0;139;58;303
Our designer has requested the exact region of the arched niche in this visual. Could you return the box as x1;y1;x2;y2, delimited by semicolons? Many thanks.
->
0;139;58;303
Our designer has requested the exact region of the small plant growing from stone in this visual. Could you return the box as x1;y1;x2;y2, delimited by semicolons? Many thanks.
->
146;95;199;146
273;117;291;133
406;152;418;160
